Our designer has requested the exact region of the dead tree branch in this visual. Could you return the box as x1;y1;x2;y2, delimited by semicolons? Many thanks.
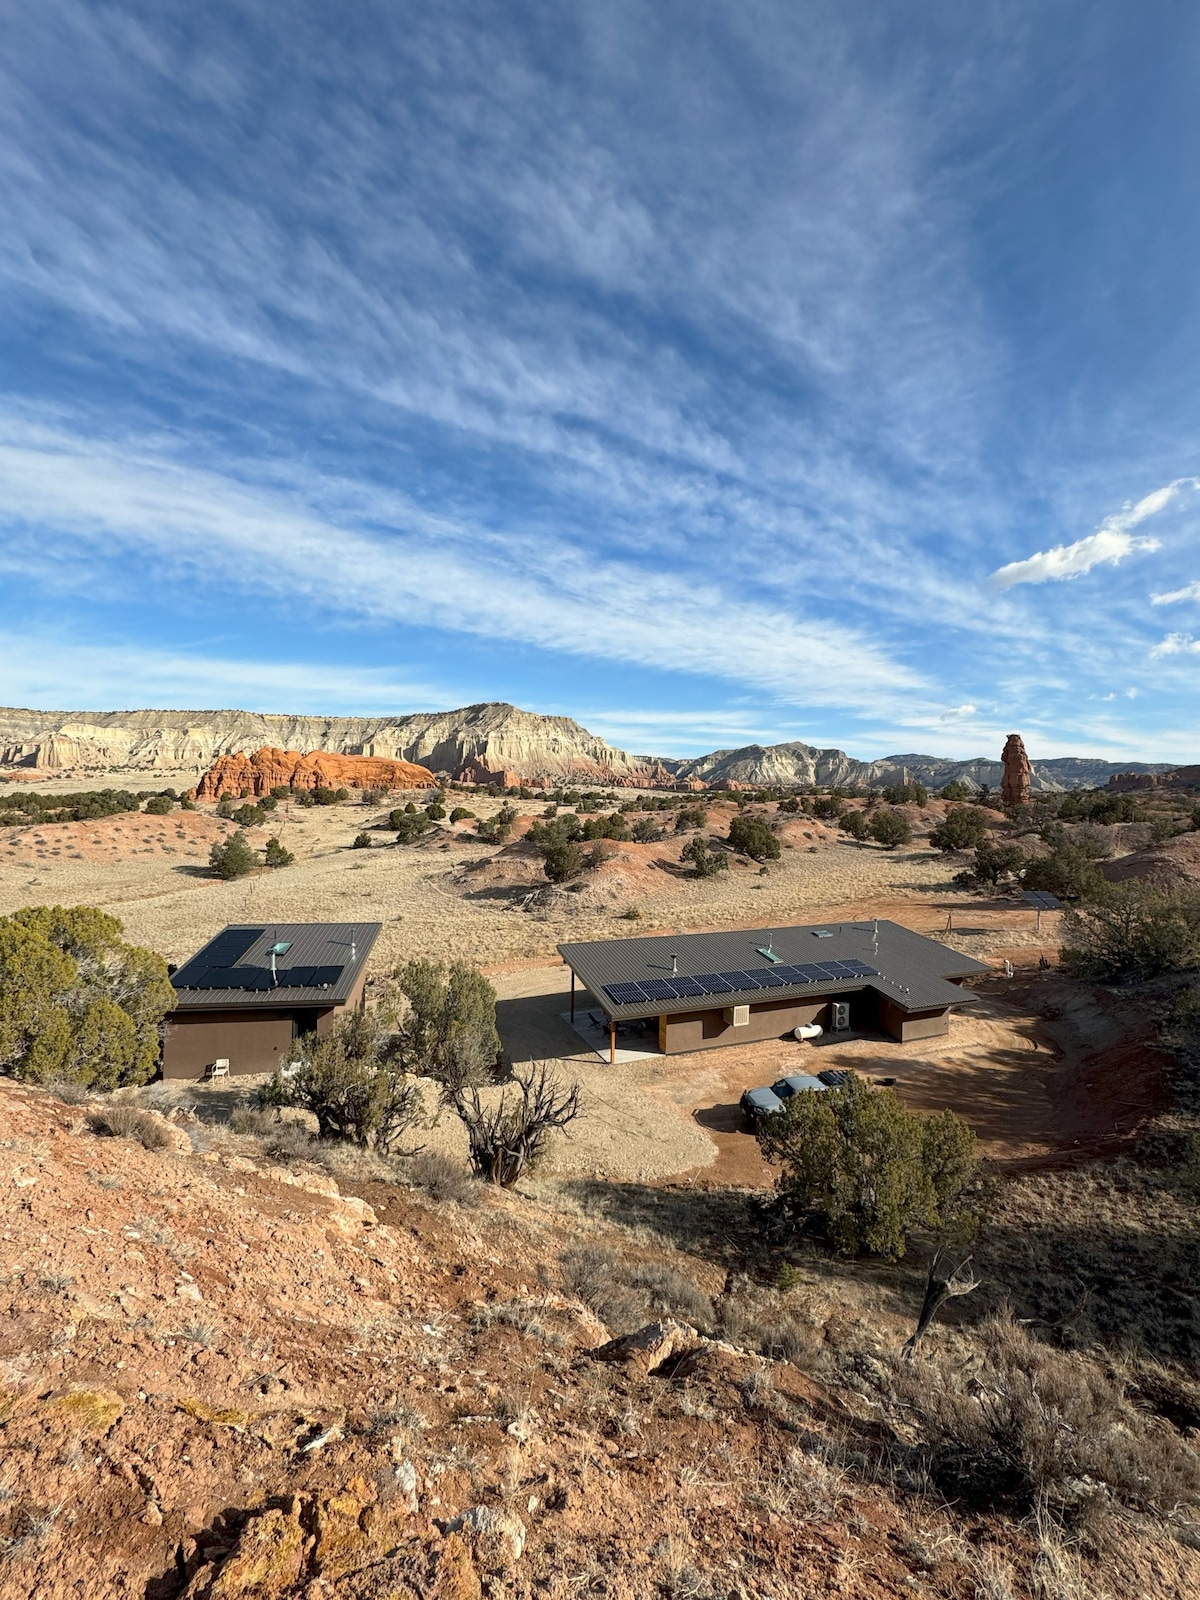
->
902;1246;979;1359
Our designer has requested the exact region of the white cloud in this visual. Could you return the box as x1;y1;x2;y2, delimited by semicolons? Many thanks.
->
938;703;977;720
1149;633;1200;659
0;632;449;715
1151;579;1200;606
990;478;1199;588
0;413;925;714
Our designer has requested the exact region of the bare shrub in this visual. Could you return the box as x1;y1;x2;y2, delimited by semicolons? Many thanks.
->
625;1261;713;1326
405;1151;478;1205
85;1104;175;1152
451;1061;580;1186
45;1079;92;1106
893;1313;1200;1519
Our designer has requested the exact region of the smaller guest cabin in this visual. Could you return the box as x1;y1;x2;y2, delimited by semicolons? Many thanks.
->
163;921;381;1080
558;921;987;1061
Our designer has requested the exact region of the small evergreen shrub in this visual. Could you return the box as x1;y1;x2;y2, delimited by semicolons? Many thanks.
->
264;837;294;867
869;808;911;849
928;806;990;853
758;1077;977;1259
209;831;258;879
681;837;729;877
728;815;781;860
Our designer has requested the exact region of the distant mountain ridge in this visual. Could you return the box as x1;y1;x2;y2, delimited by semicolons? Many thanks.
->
0;701;1178;792
667;741;1175;793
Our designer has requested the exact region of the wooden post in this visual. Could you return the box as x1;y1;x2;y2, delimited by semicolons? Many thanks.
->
571;968;575;1021
609;1017;616;1065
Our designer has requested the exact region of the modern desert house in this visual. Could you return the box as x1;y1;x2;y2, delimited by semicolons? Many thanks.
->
558;921;987;1060
162;921;381;1079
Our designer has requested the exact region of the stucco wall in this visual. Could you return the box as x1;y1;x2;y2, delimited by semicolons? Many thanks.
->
876;997;951;1042
163;1008;327;1079
659;997;831;1055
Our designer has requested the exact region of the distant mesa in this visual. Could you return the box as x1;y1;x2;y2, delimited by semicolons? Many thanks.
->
192;747;435;800
0;699;1184;793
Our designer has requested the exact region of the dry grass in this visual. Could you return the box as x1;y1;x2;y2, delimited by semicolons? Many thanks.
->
85;1103;176;1152
404;1151;480;1205
892;1313;1200;1521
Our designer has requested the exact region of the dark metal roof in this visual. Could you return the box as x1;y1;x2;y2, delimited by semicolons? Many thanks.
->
558;921;987;1021
171;922;381;1011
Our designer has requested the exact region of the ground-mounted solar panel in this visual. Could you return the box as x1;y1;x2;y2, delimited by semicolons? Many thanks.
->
670;978;706;998
837;959;879;977
745;967;788;986
719;971;760;989
604;982;646;1006
638;978;679;1000
693;974;734;994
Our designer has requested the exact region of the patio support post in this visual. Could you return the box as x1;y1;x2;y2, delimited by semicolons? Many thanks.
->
571;967;575;1021
609;1017;616;1065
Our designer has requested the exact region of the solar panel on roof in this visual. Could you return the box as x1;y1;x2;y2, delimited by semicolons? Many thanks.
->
638;978;679;1000
197;967;273;991
693;974;734;994
818;961;859;978
771;965;805;982
793;963;833;982
811;962;848;980
604;982;645;1006
745;967;788;986
837;959;879;977
202;928;265;963
719;971;760;989
670;977;705;998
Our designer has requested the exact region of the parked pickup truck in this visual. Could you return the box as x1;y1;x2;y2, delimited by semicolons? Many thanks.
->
739;1085;784;1125
742;1069;855;1129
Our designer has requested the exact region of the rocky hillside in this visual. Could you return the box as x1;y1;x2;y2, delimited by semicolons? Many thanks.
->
0;702;1178;791
3;1074;1197;1600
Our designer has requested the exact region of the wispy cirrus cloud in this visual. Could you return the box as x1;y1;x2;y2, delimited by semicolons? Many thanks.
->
990;479;1198;589
0;631;451;716
0;410;924;715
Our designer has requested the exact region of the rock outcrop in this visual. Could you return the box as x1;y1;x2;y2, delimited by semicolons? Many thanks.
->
1108;764;1200;793
192;748;435;800
669;739;1172;794
1001;734;1032;808
0;702;671;788
0;701;1181;792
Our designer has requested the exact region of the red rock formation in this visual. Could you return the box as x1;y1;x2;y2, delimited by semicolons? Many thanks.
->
1000;734;1032;808
190;747;435;800
454;757;528;788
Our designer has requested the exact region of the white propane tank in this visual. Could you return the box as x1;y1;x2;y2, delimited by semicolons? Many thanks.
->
793;1023;823;1042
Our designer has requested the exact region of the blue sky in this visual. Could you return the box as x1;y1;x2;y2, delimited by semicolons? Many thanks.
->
2;1;1199;762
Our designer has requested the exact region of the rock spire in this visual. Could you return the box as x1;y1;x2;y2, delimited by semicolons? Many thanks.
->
1001;734;1032;807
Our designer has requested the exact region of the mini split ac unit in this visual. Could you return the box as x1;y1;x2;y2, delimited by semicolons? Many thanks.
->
831;1002;850;1032
724;1004;750;1028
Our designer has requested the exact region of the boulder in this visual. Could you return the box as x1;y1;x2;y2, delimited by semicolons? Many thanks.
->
590;1318;701;1372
